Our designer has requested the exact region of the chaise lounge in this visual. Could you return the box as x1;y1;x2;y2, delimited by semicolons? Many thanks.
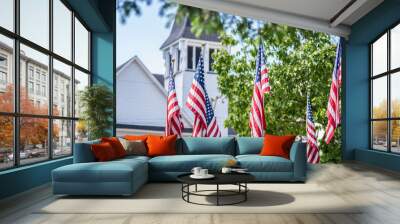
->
52;137;306;196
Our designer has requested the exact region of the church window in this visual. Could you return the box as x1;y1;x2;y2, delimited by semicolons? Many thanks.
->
177;49;180;71
187;46;193;69
195;47;201;68
209;48;215;72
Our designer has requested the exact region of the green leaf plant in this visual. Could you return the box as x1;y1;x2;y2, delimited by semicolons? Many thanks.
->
79;84;114;140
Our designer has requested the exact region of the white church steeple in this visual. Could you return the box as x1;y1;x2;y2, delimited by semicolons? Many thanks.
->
160;17;229;136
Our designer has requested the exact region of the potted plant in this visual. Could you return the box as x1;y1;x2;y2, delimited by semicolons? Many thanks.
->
79;84;113;140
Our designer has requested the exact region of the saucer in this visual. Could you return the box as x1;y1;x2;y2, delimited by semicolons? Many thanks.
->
190;174;215;179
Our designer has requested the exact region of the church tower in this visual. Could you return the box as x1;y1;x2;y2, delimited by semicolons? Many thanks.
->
160;17;228;136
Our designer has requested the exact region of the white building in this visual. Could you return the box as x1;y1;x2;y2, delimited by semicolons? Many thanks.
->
116;17;232;136
0;41;73;153
0;42;73;117
116;56;192;136
160;17;229;136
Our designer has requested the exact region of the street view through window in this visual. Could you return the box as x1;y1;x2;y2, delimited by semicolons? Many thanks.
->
0;0;90;170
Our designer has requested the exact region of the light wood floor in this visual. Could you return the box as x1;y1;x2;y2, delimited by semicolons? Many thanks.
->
1;162;400;224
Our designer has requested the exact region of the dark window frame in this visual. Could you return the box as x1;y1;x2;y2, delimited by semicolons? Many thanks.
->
0;0;92;171
187;45;193;70
177;49;180;71
209;48;215;72
195;46;201;69
370;22;400;154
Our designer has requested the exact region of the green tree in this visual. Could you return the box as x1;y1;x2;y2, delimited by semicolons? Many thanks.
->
213;26;341;163
118;1;342;162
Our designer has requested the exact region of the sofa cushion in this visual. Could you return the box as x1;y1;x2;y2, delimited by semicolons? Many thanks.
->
236;137;263;155
124;135;149;149
179;137;235;155
149;154;235;172
101;137;127;158
147;135;177;157
119;138;147;156
91;142;118;161
117;155;150;162
236;155;293;172
53;158;147;183
260;134;296;159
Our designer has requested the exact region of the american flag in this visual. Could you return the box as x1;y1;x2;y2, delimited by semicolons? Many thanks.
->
250;42;270;137
186;53;221;137
306;95;320;164
325;42;342;144
165;54;184;137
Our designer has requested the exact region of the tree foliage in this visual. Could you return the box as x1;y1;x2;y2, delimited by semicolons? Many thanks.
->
0;85;59;151
118;0;224;35
79;84;113;140
372;99;400;144
213;25;341;163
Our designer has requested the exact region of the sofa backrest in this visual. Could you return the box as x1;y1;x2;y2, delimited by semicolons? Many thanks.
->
74;137;301;160
178;137;236;155
236;137;264;155
73;139;100;163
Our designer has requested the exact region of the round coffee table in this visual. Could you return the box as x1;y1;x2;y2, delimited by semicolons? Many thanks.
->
177;173;255;206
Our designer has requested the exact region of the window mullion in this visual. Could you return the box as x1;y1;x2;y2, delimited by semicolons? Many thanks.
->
48;0;54;160
13;0;21;167
388;30;391;152
370;45;373;149
71;10;76;154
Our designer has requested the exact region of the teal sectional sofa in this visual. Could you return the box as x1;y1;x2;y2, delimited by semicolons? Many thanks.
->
52;137;306;196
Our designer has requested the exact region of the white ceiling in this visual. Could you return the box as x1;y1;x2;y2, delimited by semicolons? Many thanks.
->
227;0;352;22
176;0;384;37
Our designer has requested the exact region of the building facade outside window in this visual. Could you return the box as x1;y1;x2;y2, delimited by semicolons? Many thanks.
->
0;0;91;170
370;23;400;154
28;81;33;94
0;71;6;85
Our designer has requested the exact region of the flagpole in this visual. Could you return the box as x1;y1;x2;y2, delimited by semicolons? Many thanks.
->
165;53;175;136
201;43;206;62
201;43;206;137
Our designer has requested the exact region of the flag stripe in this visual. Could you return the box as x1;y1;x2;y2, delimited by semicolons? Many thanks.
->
250;42;270;137
186;53;221;137
166;54;184;137
325;42;342;144
307;95;320;164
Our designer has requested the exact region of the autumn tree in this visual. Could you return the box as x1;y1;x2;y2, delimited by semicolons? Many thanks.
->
372;99;400;144
0;85;59;152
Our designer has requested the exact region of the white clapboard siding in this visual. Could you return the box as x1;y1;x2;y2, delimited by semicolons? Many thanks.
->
116;56;192;130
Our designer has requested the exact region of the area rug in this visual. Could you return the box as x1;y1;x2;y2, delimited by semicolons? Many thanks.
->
37;183;361;214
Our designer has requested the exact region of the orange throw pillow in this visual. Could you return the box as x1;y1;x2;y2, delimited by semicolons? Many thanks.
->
101;137;127;158
146;135;177;157
91;142;117;162
124;135;148;141
260;134;296;159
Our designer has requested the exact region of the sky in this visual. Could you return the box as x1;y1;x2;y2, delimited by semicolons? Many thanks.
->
116;2;173;74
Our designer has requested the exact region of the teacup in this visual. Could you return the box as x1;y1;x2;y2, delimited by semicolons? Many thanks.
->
191;167;202;176
199;169;208;176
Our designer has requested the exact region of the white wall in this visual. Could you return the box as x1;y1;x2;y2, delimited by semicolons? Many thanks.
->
117;60;167;127
116;59;192;130
206;73;228;136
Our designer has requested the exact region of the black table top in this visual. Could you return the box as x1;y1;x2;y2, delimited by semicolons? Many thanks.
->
177;172;255;185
